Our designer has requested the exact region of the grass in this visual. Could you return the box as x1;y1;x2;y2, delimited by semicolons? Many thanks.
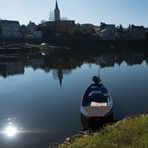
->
59;115;148;148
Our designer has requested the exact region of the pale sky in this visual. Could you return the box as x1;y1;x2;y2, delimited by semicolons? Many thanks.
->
0;0;148;27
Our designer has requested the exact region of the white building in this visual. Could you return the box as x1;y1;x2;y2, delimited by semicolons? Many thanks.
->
126;25;145;40
0;20;21;38
98;23;116;40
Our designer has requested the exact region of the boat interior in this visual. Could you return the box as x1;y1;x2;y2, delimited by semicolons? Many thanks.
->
82;84;111;107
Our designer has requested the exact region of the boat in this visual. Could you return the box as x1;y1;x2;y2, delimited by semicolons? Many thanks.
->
81;77;113;118
40;43;70;54
0;43;40;55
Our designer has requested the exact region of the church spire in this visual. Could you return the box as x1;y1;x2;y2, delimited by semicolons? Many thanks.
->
55;0;59;10
54;0;60;21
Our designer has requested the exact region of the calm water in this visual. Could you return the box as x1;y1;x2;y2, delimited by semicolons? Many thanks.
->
0;52;148;147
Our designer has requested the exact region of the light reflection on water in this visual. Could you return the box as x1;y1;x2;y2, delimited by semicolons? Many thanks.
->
0;119;18;138
0;52;148;147
3;125;19;138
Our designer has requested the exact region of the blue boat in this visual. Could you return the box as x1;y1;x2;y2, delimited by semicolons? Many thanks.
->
81;76;113;118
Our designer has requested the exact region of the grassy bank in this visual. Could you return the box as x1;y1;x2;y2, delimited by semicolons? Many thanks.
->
59;115;148;148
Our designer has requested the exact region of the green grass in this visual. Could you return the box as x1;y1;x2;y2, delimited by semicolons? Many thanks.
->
59;115;148;148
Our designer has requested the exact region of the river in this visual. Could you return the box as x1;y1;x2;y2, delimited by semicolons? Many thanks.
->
0;51;148;147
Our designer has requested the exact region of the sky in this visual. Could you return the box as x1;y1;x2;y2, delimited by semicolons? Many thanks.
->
0;0;148;27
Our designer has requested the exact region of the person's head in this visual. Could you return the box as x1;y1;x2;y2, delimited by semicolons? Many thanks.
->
92;76;101;84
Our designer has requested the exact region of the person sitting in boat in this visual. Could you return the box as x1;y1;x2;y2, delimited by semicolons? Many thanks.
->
92;76;101;85
85;76;109;104
91;76;108;94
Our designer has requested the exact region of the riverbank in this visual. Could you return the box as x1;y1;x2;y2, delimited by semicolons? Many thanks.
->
1;37;148;53
58;114;148;148
0;42;41;54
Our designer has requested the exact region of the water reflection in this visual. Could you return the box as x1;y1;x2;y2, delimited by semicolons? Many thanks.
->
0;52;148;87
81;113;114;131
3;125;19;138
0;51;148;147
0;118;21;139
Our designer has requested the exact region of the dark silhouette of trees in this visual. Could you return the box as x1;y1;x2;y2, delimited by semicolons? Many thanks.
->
37;24;54;38
20;25;28;37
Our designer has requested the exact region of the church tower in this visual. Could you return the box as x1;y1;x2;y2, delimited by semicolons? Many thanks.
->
54;0;60;21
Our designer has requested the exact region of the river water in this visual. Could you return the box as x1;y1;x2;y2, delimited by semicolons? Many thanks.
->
0;51;148;147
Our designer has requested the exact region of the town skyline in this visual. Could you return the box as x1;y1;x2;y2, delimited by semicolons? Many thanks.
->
0;0;148;27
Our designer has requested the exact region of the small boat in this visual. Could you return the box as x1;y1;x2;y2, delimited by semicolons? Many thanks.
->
40;43;70;53
0;43;39;55
81;78;113;118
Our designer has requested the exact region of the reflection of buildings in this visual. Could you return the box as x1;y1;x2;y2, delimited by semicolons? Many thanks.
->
0;56;44;78
0;52;147;85
125;53;144;66
28;58;45;70
94;52;145;68
0;62;24;78
52;69;73;87
57;69;63;87
52;69;63;87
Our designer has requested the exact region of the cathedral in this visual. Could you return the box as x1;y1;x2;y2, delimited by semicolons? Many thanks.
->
46;0;75;35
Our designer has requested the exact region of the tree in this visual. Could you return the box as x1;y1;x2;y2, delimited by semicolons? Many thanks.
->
69;26;83;36
20;25;28;37
0;27;2;34
37;24;54;38
0;19;2;34
41;20;47;24
61;17;68;20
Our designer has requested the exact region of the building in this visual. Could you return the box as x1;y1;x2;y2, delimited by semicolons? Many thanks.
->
41;0;75;36
41;20;75;36
54;20;75;35
98;23;116;40
126;25;145;40
0;20;21;38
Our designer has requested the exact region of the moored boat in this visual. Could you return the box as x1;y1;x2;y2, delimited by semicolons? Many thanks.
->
81;76;113;118
40;43;70;54
0;43;40;54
